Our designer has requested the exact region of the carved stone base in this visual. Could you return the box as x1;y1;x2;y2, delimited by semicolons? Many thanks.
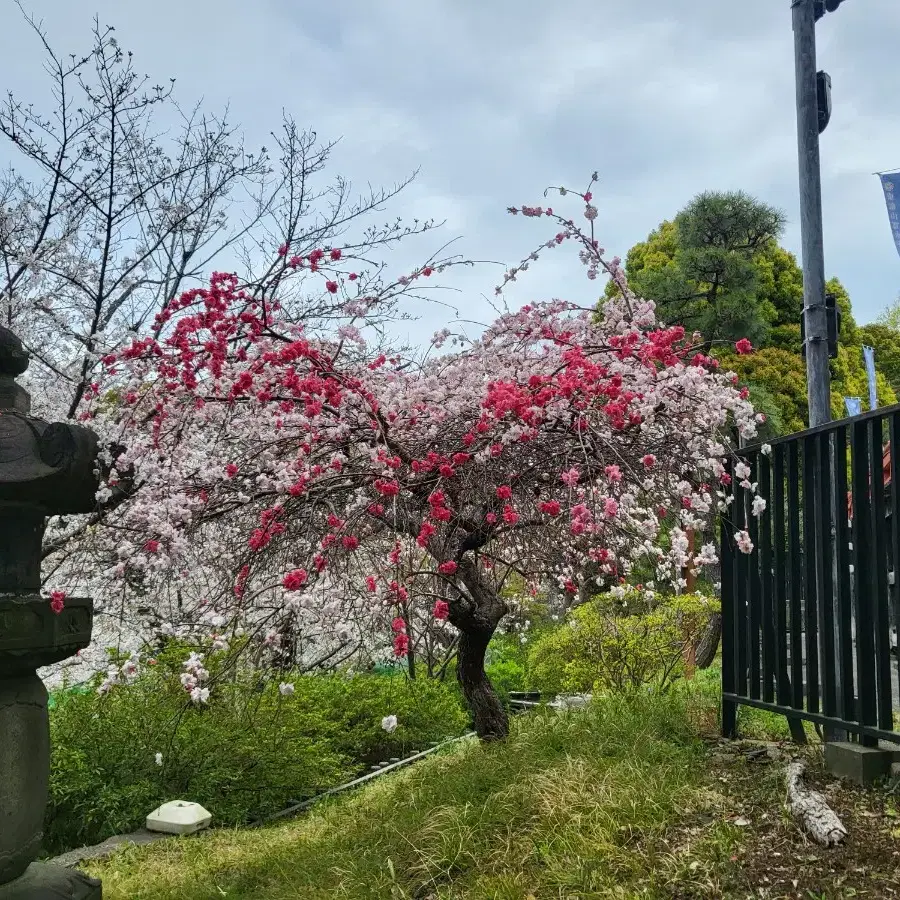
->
0;675;49;884
0;863;101;899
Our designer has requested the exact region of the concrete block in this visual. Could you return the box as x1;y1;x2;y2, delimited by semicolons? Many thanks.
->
824;741;894;786
146;800;212;835
0;862;101;899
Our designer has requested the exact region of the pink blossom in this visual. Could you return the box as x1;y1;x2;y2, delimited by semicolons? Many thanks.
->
282;568;308;591
502;505;519;524
49;590;66;615
393;633;409;657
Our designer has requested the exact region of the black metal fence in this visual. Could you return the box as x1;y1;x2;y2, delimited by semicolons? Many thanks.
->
721;404;900;745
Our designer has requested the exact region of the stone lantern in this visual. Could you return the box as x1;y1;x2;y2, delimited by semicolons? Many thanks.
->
0;326;102;898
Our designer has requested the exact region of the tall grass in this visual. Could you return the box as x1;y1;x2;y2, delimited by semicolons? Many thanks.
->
87;692;715;899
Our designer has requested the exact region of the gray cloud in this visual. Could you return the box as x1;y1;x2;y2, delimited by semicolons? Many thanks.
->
1;0;897;346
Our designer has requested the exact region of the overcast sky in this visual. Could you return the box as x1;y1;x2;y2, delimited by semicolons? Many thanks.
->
2;0;898;347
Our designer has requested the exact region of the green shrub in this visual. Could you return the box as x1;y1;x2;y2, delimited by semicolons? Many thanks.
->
526;589;719;695
46;642;467;856
484;631;531;702
485;655;527;701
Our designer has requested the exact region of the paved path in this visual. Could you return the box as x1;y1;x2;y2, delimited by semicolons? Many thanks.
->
783;627;900;716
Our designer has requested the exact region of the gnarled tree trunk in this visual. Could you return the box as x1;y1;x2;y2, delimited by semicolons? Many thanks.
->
451;558;509;742
456;625;509;741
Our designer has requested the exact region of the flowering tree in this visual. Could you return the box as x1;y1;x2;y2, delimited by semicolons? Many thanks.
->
0;13;439;424
4;14;468;683
57;177;760;740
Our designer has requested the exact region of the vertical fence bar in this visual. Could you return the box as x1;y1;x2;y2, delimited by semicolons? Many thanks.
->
890;415;900;702
816;431;837;717
773;444;791;705
787;441;805;710
759;452;776;703
734;460;749;699
851;419;878;739
721;458;737;738
832;425;856;722
747;454;763;700
802;436;820;714
868;416;893;731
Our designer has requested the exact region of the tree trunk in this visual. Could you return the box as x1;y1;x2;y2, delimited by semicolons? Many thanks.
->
694;613;721;669
456;625;509;741
451;557;510;742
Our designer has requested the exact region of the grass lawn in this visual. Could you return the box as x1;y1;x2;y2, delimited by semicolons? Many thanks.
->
83;689;900;899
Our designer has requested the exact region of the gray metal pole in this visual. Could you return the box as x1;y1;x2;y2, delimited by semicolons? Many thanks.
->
792;0;847;744
792;0;831;428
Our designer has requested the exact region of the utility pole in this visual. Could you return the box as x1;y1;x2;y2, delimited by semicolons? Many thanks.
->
793;0;831;428
792;0;850;746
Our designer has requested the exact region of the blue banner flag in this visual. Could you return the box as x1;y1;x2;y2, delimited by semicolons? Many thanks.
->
863;345;878;410
844;397;862;417
879;173;900;258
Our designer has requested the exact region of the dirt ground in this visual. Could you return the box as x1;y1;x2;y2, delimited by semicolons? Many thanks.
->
663;738;900;899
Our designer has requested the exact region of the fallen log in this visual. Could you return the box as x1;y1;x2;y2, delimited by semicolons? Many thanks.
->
785;760;847;846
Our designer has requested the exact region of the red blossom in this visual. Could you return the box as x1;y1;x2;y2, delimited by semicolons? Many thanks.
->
393;633;410;657
417;521;437;546
437;561;458;575
282;569;308;591
374;479;400;497
735;338;753;355
433;600;450;620
49;590;66;615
